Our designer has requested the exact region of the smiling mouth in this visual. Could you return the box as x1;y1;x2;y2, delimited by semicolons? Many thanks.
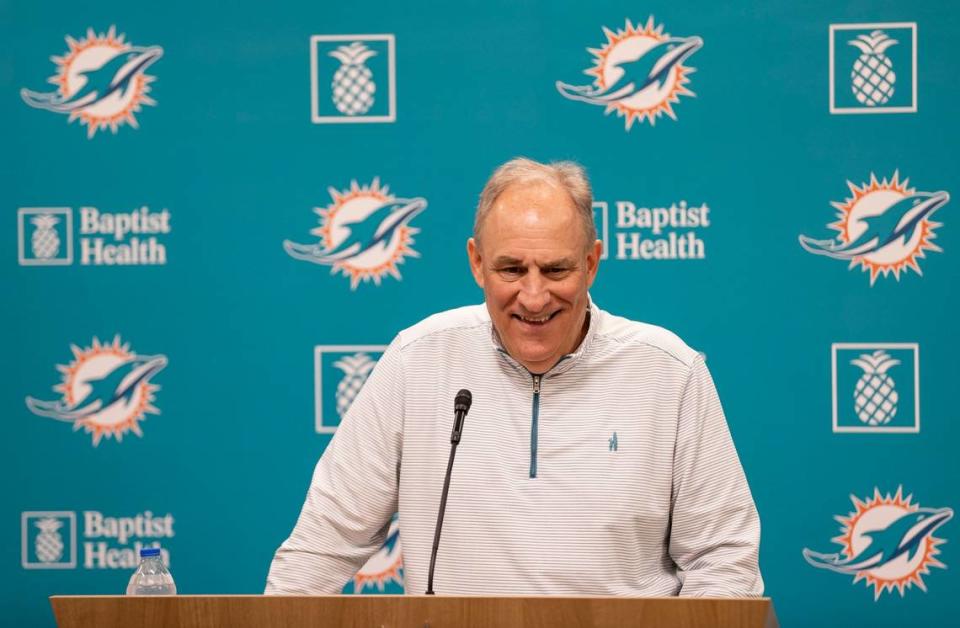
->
512;311;561;326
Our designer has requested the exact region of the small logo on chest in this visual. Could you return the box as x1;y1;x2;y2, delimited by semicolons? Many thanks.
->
609;431;618;452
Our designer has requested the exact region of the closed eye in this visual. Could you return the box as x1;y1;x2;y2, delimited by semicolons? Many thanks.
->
497;266;524;279
543;266;572;277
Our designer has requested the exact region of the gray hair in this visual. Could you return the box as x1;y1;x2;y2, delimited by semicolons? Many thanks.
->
473;157;596;248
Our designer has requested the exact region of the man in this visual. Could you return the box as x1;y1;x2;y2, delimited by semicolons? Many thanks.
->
266;158;763;596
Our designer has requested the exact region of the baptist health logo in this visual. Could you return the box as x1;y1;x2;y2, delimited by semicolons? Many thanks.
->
556;17;702;130
21;26;162;137
593;199;710;260
832;343;919;434
311;34;396;123
23;510;174;570
284;179;426;289
26;336;167;445
313;345;403;593
18;206;171;266
830;23;917;114
803;487;953;599
799;172;948;284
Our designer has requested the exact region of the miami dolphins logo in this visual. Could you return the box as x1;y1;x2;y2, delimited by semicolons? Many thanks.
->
25;336;167;446
556;17;702;129
21;26;162;138
283;178;427;289
799;172;948;284
803;487;953;599
352;514;403;592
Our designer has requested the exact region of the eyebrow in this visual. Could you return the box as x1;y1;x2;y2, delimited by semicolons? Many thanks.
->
491;256;576;267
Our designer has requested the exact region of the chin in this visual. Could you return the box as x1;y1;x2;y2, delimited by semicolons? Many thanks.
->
515;347;557;368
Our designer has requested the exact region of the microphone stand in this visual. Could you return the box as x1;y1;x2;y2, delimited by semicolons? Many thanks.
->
426;390;471;595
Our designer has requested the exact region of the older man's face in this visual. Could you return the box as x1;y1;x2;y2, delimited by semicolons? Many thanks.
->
467;181;601;374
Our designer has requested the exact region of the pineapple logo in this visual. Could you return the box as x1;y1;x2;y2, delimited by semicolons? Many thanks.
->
803;487;953;599
832;343;919;434
31;214;62;259
851;350;900;426
25;336;168;445
34;518;65;563
849;30;898;107
314;345;386;434
18;207;73;265
284;179;427;289
556;17;702;130
330;42;377;116
311;34;396;123
22;511;76;569
21;26;162;138
799;172;949;284
333;353;378;418
830;23;917;114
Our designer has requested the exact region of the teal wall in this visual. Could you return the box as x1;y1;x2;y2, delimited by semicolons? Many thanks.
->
3;1;958;625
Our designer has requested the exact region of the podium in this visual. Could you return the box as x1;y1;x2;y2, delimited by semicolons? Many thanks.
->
51;595;778;628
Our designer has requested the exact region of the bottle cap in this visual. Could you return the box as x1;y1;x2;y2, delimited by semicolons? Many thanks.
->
140;547;161;558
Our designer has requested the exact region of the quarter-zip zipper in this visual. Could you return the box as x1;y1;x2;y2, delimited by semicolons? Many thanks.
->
530;374;542;479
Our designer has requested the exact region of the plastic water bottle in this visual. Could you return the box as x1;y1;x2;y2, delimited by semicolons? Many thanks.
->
126;547;177;595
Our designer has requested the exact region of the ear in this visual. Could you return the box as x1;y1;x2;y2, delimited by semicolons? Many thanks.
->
467;238;485;288
585;239;602;287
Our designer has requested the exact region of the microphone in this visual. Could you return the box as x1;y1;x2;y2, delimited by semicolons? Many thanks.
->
451;389;471;444
426;389;472;595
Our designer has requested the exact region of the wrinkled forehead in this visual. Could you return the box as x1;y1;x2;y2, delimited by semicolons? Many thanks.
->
479;182;586;247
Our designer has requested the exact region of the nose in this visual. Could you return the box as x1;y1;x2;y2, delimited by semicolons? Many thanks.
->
517;272;550;313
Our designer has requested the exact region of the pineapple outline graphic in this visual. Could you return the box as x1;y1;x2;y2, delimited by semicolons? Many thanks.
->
829;22;917;114
851;350;900;426
311;34;396;123
315;345;387;433
831;343;920;433
34;518;65;563
329;42;377;116
21;511;76;568
18;207;73;265
849;30;897;107
333;352;378;418
30;214;61;259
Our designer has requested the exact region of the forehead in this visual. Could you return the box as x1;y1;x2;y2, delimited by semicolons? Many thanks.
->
480;182;585;255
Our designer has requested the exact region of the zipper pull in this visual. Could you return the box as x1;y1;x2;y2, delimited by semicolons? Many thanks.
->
533;374;541;394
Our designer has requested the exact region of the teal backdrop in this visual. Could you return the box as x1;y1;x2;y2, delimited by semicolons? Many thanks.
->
3;1;958;626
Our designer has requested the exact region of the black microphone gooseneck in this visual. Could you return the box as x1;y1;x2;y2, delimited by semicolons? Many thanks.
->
425;388;472;595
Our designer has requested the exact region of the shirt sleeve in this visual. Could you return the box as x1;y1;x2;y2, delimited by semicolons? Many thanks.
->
669;355;764;597
264;339;405;594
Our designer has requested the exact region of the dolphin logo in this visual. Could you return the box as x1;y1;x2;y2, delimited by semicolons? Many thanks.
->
557;36;703;105
283;197;427;265
382;518;400;554
803;507;954;574
21;46;163;114
353;513;403;592
799;191;950;259
26;354;167;422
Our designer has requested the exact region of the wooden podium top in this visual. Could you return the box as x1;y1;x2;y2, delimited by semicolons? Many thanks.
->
50;595;778;628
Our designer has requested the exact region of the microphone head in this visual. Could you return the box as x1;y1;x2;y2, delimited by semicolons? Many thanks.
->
454;389;472;413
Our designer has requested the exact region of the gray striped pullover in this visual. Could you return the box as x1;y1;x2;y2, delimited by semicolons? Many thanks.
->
266;303;763;596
